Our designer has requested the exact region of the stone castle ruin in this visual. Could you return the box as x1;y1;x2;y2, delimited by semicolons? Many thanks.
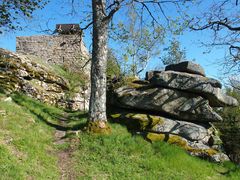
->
16;24;90;72
6;24;92;111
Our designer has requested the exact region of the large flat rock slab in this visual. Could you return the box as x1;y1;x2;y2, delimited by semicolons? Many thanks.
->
151;117;210;142
165;61;206;76
111;85;222;122
110;112;211;142
150;71;238;107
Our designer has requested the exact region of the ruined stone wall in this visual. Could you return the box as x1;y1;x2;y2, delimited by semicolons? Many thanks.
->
16;35;91;111
16;35;90;72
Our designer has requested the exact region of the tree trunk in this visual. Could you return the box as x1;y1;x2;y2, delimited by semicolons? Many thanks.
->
87;0;111;134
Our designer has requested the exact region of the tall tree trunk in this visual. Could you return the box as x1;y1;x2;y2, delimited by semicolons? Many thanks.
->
87;0;111;133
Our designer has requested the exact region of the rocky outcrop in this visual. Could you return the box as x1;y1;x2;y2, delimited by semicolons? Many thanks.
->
0;48;89;111
113;86;222;122
109;61;238;162
149;71;238;107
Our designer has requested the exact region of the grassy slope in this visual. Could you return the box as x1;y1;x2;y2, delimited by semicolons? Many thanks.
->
72;124;240;180
0;93;59;179
0;92;239;179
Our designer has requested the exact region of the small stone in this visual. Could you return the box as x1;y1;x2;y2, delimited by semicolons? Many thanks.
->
0;110;7;116
211;153;230;162
27;118;36;123
99;121;106;128
3;97;12;102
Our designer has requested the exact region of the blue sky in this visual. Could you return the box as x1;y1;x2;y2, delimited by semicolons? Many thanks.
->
0;0;229;80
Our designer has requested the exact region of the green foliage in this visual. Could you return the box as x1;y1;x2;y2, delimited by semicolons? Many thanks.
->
215;89;240;164
53;64;88;99
219;89;240;124
161;39;187;65
112;9;164;77
107;49;121;79
0;0;49;33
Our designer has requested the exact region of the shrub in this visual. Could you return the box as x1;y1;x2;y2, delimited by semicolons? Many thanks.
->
215;88;240;164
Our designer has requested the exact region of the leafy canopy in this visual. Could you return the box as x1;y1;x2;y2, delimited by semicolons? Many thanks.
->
0;0;48;34
161;39;187;65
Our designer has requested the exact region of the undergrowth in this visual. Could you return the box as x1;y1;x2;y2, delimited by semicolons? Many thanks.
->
52;64;88;99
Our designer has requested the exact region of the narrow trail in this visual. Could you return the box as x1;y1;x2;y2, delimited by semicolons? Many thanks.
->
53;115;79;180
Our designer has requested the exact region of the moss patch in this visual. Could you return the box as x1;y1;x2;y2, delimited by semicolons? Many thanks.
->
86;121;112;135
147;133;187;147
147;133;218;157
110;113;121;119
110;112;164;130
111;76;149;90
125;113;163;129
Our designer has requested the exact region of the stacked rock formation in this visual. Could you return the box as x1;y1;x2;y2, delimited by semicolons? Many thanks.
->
109;61;238;162
0;48;89;111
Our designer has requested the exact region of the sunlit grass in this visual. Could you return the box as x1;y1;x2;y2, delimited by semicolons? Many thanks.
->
72;123;240;179
0;92;239;179
0;93;59;179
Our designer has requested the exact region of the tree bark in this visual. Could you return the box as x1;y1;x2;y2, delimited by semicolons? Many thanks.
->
87;0;110;133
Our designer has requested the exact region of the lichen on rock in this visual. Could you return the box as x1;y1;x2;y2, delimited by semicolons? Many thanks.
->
0;48;90;111
146;132;227;162
108;61;234;162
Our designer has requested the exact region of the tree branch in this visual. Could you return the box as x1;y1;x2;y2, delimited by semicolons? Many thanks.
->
81;21;93;30
105;0;122;21
229;45;240;61
191;20;240;32
134;0;160;25
157;2;170;27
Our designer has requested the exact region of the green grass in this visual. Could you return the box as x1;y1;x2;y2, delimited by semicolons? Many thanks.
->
52;64;88;98
71;123;240;180
0;92;239;179
0;93;59;179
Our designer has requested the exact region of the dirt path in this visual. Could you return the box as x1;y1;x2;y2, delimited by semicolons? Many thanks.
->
54;117;78;180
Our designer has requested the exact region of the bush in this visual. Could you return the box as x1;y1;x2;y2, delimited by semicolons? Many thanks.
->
215;88;240;164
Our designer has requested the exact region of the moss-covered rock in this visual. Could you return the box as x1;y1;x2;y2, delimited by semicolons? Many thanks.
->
110;111;211;143
109;112;162;130
0;48;89;111
147;133;188;148
146;132;224;161
85;121;111;135
109;109;229;162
